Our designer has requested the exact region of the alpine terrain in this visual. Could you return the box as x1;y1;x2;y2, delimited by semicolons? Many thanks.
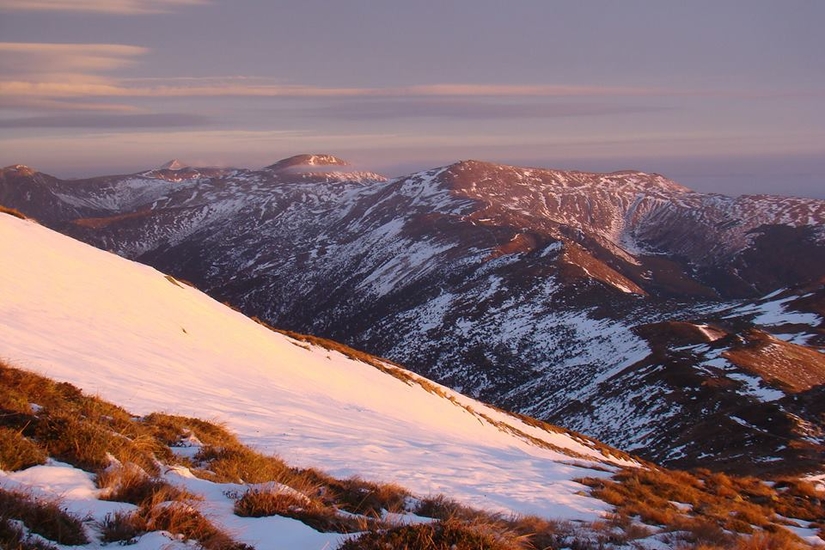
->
3;206;825;549
1;155;823;476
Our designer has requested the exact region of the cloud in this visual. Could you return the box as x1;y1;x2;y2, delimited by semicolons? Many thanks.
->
0;43;147;80
0;113;210;128
4;42;816;126
0;96;139;112
0;42;149;112
309;98;665;120
7;66;812;103
0;78;673;101
0;0;208;15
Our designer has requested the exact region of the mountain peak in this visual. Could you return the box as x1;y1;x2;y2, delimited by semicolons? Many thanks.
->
1;164;37;177
158;159;189;171
265;154;349;172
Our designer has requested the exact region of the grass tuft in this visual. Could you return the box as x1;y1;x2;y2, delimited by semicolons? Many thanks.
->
97;462;188;506
580;466;823;548
98;510;147;544
143;413;239;450
0;205;27;219
338;516;529;550
194;445;291;484
0;488;88;545
234;485;365;533
327;476;410;516
0;516;59;550
143;500;252;550
0;427;46;471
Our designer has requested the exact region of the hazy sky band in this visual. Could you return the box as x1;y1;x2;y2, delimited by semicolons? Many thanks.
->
0;0;823;198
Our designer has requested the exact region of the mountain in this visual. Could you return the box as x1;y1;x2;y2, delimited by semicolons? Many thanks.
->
159;159;189;170
1;156;823;475
3;210;824;549
0;211;635;520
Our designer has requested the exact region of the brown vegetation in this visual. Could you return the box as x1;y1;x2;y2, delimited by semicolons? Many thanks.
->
0;204;27;219
97;462;189;505
98;510;147;544
2;359;823;549
580;467;824;547
0;517;58;550
143;500;253;550
0;363;168;474
0;427;46;471
338;516;529;550
0;487;88;545
723;329;825;392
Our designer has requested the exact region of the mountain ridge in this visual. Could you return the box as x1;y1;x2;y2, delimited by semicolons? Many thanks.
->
1;155;822;476
0;210;635;518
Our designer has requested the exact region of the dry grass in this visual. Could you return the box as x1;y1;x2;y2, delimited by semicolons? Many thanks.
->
0;487;88;545
722;329;825;392
103;479;250;548
0;205;27;219
234;486;309;517
97;462;189;506
143;500;252;550
338;516;530;550
0;427;46;471
411;498;606;550
325;476;410;516
414;495;494;523
0;362;168;474
0;516;59;550
194;445;292;484
234;486;366;533
0;363;256;547
143;413;239;449
231;469;413;533
98;510;147;544
3;360;822;548
580;466;824;547
733;530;811;550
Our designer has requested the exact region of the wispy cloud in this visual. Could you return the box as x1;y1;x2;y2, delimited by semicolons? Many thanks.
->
0;80;674;100
0;113;209;128
0;0;208;15
0;96;140;112
0;46;674;104
5;57;815;103
0;42;148;112
309;98;665;120
4;41;815;129
0;42;147;81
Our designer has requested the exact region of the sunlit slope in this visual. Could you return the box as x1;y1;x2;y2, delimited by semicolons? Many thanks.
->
0;213;631;519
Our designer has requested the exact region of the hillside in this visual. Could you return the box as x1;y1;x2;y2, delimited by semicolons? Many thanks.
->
3;364;823;549
1;157;823;473
0;212;632;518
1;211;823;549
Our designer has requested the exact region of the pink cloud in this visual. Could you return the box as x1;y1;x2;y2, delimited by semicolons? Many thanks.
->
0;0;208;15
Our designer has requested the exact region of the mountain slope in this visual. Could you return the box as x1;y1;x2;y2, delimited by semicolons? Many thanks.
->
0;211;637;519
1;157;823;474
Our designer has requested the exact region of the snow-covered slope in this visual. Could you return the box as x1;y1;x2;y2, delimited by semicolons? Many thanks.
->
2;156;823;475
0;212;634;520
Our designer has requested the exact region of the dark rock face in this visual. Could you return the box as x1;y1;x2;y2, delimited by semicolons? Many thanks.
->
2;157;823;474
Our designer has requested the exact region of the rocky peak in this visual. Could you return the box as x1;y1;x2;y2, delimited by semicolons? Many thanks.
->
158;159;189;171
265;154;349;172
1;164;37;177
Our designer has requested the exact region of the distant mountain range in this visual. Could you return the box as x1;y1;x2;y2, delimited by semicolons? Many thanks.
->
1;155;823;475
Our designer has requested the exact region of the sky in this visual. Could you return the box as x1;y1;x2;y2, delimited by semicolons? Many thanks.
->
0;0;823;198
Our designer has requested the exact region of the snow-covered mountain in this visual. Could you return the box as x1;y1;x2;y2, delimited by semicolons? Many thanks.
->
1;156;823;474
0;211;636;521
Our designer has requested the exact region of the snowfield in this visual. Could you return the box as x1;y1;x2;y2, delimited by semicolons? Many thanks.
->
0;214;632;540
